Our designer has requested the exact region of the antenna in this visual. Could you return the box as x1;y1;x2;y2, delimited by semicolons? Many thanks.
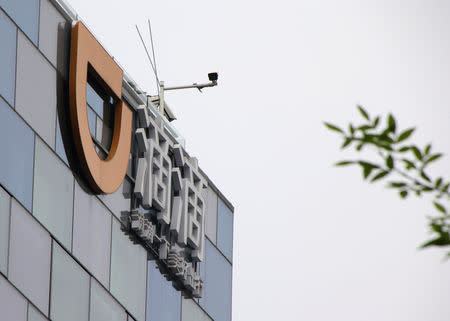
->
136;24;159;94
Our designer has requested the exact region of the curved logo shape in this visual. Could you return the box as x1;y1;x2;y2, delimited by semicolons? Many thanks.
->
69;21;132;194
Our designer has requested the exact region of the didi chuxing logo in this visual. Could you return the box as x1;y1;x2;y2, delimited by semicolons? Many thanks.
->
68;22;206;297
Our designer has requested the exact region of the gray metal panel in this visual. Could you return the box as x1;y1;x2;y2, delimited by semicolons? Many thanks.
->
0;186;10;276
0;0;39;45
146;260;181;321
199;240;232;321
110;219;147;321
73;180;111;288
33;137;74;250
90;278;127;321
28;304;48;321
0;98;34;212
9;199;51;316
182;299;212;321
0;274;27;321
50;242;90;321
38;0;71;78
16;31;57;148
217;198;233;263
0;10;16;106
205;187;218;244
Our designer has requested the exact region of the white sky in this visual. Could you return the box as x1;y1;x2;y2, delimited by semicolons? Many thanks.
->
67;0;450;320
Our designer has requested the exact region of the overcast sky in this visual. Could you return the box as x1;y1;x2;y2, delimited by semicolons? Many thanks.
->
67;0;450;320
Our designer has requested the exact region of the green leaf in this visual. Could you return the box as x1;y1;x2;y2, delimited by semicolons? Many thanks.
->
425;153;442;164
434;202;446;214
411;146;422;160
357;105;370;121
349;124;355;135
356;143;364;151
420;170;431;182
335;161;355;166
424;144;431;155
324;122;344;133
398;146;410;153
421;236;450;248
358;161;379;179
441;183;450;193
387;114;396;132
399;190;408;199
371;170;390;182
389;182;406;188
401;159;415;170
372;116;380;128
435;177;443;189
358;125;372;131
341;138;352;149
396;128;415;143
386;155;394;169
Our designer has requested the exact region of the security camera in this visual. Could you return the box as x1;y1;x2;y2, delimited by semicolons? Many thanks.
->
208;72;218;82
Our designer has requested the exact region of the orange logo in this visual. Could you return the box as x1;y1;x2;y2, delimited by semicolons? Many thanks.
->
69;22;132;194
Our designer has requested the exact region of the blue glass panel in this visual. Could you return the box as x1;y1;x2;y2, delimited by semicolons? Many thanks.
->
217;199;233;262
0;98;34;211
0;11;16;106
199;240;232;321
0;0;39;45
146;260;181;321
55;117;69;165
87;83;104;119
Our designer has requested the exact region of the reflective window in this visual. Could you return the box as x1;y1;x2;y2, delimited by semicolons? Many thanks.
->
9;199;51;315
0;10;16;106
0;98;34;211
38;0;70;78
146;260;181;321
16;32;57;148
182;299;212;321
0;186;10;276
90;278;126;321
0;273;27;321
0;0;39;45
199;240;232;321
110;219;147;321
50;242;90;321
205;187;218;244
88;106;97;137
28;303;48;321
73;180;111;288
33;138;74;250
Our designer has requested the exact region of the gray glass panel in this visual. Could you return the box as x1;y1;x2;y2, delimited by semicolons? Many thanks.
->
55;117;69;165
110;219;146;321
199;240;232;321
38;0;70;78
90;278;126;321
50;242;89;321
0;98;34;211
9;199;51;315
33;138;74;250
28;303;48;321
217;198;233;262
98;179;131;220
205;187;218;244
182;299;212;321
0;274;27;321
0;10;16;106
73;181;111;288
146;260;181;321
87;83;104;119
0;0;39;45
16;31;57;147
88;107;97;137
96;116;113;151
0;186;10;276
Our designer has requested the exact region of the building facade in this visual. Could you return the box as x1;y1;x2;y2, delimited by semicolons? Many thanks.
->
0;0;234;320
